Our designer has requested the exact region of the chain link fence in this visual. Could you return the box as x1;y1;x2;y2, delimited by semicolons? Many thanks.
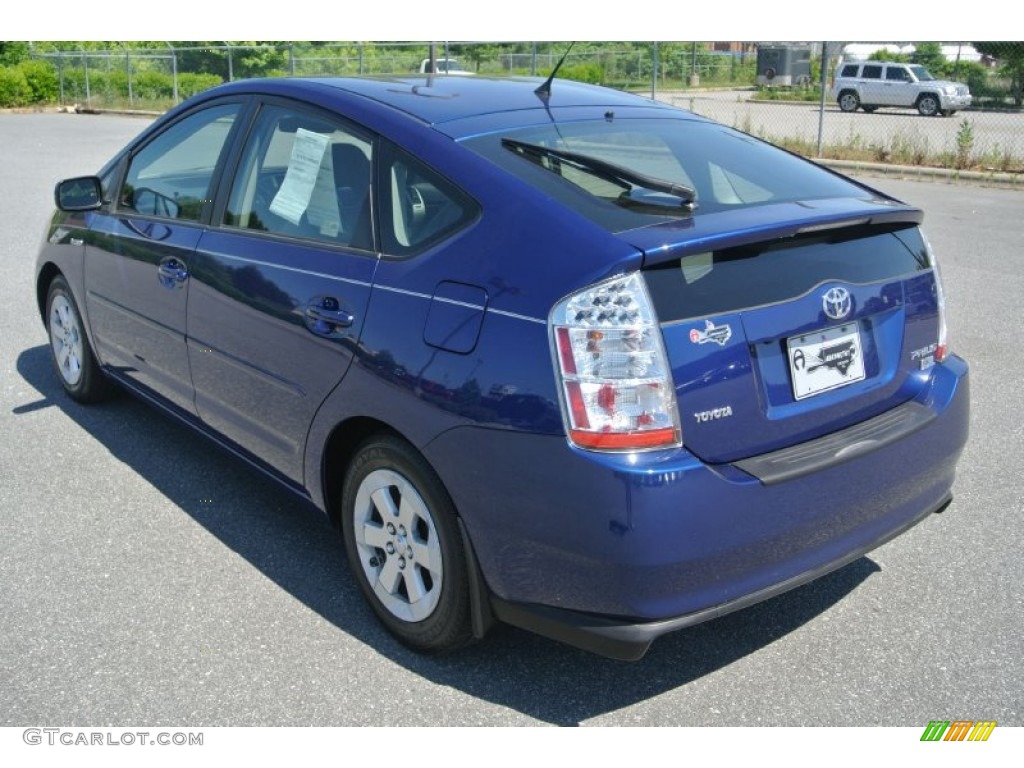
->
17;41;1024;174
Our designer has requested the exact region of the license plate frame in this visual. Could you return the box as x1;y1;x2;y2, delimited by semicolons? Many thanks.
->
787;323;866;401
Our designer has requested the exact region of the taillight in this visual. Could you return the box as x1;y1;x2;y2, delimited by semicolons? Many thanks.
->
924;234;950;362
550;272;681;451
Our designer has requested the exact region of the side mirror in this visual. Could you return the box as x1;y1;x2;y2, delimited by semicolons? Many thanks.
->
55;176;103;211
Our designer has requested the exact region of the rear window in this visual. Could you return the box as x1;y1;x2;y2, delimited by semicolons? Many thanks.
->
644;226;932;322
463;118;866;233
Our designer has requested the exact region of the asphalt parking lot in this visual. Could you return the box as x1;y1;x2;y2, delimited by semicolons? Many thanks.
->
1;112;1021;727
670;88;1024;160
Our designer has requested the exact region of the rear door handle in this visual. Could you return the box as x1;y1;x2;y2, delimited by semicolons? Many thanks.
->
157;257;188;288
305;297;354;337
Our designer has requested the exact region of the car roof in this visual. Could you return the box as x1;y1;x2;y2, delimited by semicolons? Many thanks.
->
209;75;676;129
844;61;913;67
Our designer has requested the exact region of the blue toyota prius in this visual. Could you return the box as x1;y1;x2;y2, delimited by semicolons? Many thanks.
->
37;75;969;659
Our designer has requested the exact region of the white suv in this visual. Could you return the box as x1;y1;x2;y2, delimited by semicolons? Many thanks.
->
831;61;972;116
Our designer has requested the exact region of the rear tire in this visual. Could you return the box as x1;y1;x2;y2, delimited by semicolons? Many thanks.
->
838;91;860;112
341;435;473;653
45;275;110;403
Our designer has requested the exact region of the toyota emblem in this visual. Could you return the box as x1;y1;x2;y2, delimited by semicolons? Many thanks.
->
822;286;852;321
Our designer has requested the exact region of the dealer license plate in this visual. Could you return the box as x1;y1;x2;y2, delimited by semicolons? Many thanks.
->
787;323;866;401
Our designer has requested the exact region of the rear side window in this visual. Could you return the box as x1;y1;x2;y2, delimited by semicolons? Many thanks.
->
840;64;859;77
644;226;931;322
862;65;883;79
120;103;239;221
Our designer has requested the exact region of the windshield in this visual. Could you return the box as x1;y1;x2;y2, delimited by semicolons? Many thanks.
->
463;118;868;233
909;65;935;81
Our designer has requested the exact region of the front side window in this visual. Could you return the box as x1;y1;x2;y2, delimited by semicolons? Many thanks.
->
224;104;374;251
120;103;239;221
908;65;935;82
885;67;910;82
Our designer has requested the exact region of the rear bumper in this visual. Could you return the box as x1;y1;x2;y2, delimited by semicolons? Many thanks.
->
491;492;950;661
423;356;969;657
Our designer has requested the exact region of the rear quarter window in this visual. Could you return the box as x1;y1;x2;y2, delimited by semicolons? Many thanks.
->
378;142;479;257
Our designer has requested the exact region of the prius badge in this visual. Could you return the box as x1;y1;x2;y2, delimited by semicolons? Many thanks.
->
689;319;732;346
822;286;852;321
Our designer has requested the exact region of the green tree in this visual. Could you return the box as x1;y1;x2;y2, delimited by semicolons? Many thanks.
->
458;43;499;73
0;42;29;66
171;42;288;80
868;48;909;63
911;42;947;76
974;42;1024;106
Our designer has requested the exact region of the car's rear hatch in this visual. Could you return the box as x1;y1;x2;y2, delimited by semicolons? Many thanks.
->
625;199;942;464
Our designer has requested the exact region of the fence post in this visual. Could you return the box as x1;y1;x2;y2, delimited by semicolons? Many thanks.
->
227;44;234;82
83;51;91;108
359;43;364;75
816;42;828;158
531;43;537;76
289;44;295;76
57;51;64;106
172;49;179;104
126;48;133;106
651;42;658;100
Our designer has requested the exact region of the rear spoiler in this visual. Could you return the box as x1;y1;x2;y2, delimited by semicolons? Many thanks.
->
624;197;924;268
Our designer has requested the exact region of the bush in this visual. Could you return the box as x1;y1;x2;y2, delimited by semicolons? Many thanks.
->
0;67;31;106
18;60;59;103
132;70;173;101
951;61;995;98
178;72;222;98
554;62;604;85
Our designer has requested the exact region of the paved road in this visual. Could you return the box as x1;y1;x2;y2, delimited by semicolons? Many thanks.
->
1;113;1021;727
658;88;1024;161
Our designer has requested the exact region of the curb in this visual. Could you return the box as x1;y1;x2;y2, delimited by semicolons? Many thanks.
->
817;158;1024;189
76;107;163;117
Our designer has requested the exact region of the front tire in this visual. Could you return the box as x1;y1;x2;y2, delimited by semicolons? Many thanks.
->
838;91;860;112
341;435;472;653
45;275;110;403
917;94;940;116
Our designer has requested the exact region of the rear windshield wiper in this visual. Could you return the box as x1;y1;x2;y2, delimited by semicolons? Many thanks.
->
501;137;697;210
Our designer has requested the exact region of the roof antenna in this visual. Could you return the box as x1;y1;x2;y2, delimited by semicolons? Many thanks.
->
535;42;576;100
